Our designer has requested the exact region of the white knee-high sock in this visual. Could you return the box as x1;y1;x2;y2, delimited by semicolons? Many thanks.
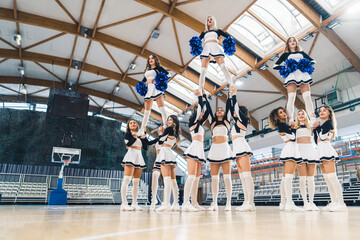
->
327;172;344;203
171;179;179;204
183;175;195;204
284;174;294;205
286;92;296;122
243;172;254;204
280;176;286;204
223;174;232;206
211;175;219;205
139;110;150;134
121;176;132;204
151;171;160;204
299;176;308;204
198;67;207;94
239;172;247;203
219;63;233;86
158;106;167;126
132;178;140;205
163;176;172;205
191;176;200;204
307;176;315;204
302;91;315;123
324;173;336;203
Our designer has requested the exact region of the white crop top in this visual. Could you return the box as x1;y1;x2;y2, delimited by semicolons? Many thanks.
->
131;138;142;147
296;127;312;138
204;31;218;42
144;69;156;81
231;125;246;137
190;125;204;138
212;125;228;137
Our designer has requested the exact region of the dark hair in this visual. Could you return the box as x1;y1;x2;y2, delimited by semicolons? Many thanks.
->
168;115;181;147
146;54;161;71
126;119;139;133
318;105;337;139
268;107;286;129
239;105;250;123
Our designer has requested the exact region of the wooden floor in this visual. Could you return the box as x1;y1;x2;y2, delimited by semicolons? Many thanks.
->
0;205;359;240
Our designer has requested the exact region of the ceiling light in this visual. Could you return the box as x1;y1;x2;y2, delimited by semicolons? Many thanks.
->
301;33;314;42
115;85;120;92
14;34;21;46
235;79;243;87
259;62;268;71
129;62;137;70
151;29;160;39
326;19;341;30
18;66;24;76
269;54;279;61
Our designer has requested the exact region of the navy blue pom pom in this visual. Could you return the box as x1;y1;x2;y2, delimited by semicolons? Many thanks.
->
285;59;298;73
155;72;169;92
222;37;236;56
189;36;203;56
135;82;148;97
298;58;314;75
279;66;290;78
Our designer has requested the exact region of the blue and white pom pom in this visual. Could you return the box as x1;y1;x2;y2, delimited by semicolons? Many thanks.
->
222;37;236;56
189;36;203;56
279;66;290;78
297;58;314;75
155;72;168;92
135;82;148;97
285;59;298;73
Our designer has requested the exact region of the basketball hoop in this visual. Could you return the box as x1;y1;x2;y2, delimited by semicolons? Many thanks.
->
62;159;71;166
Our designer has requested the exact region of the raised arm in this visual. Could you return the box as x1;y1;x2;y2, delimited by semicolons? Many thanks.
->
189;94;204;128
203;94;214;124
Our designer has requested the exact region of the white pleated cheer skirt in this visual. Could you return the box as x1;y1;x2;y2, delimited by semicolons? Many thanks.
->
279;141;302;164
183;140;206;164
207;142;236;163
153;155;161;171
200;42;225;59
154;147;177;169
144;83;164;101
317;141;340;162
121;148;146;169
284;70;313;87
232;137;253;157
298;143;320;164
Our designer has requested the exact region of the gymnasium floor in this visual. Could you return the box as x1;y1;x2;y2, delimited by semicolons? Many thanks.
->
0;205;359;240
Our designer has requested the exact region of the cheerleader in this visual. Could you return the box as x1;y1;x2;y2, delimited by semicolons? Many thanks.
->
313;105;347;212
269;107;303;212
228;86;255;212
205;94;235;211
294;109;319;211
182;90;209;211
154;115;181;212
197;16;234;94
273;37;316;124
138;55;171;136
120;119;148;211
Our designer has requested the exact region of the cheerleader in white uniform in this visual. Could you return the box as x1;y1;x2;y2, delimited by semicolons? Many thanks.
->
182;90;209;212
205;94;235;211
228;86;255;212
155;115;181;212
314;105;347;212
138;55;171;136
294;109;319;211
120;119;148;211
269;107;303;212
273;37;316;124
197;16;234;94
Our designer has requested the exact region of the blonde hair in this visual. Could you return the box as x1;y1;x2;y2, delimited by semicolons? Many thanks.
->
294;109;311;130
319;105;337;139
205;16;217;31
284;37;302;53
